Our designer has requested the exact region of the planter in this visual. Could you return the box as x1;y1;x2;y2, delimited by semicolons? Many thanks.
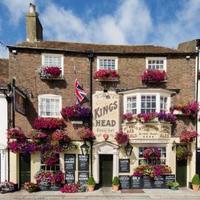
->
50;184;61;191
39;182;51;191
95;78;119;82
87;185;95;192
112;185;119;191
192;184;199;192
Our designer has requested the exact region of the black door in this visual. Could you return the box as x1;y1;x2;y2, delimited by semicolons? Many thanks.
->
19;154;30;187
100;155;113;187
176;159;187;187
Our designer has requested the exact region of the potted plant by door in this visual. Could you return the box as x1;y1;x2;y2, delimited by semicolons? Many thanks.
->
112;176;120;191
86;177;95;192
191;174;200;192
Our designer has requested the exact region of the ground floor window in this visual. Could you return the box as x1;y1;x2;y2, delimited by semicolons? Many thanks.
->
138;147;166;165
40;153;60;171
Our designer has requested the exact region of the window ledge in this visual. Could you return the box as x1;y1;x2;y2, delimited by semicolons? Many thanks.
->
95;78;120;82
40;76;65;80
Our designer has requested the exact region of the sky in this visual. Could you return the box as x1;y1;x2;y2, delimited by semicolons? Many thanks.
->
0;0;200;58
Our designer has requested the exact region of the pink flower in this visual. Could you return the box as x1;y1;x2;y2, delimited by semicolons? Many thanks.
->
115;131;129;145
180;130;198;143
42;66;61;77
141;70;167;84
122;113;133;121
94;69;120;80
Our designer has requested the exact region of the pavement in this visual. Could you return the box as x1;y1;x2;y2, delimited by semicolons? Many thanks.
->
1;187;200;200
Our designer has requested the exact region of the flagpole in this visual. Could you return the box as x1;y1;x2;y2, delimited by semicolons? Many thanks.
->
87;50;94;177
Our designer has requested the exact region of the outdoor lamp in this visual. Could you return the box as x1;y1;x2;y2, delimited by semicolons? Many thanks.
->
125;142;133;157
80;141;90;155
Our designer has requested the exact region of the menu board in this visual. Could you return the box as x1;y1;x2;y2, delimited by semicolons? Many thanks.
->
65;172;75;184
153;176;165;188
143;176;153;188
64;154;76;171
131;176;142;189
78;172;89;185
119;175;130;189
119;159;130;173
165;174;176;187
78;154;89;171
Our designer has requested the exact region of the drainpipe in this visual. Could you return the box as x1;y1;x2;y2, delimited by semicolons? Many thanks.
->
87;50;94;177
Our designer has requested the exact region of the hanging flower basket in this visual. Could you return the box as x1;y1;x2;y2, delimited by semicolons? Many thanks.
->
61;105;91;123
39;66;63;79
180;130;198;143
78;128;96;141
114;131;129;145
176;145;192;161
141;69;167;84
94;69;120;82
143;147;161;161
34;117;66;131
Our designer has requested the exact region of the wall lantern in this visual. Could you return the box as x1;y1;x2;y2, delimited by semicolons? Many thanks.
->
80;141;90;155
125;142;133;157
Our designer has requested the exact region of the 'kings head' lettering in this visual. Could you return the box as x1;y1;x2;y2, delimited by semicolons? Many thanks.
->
94;101;118;119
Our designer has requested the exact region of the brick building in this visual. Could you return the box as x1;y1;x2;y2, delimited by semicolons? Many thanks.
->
5;4;199;189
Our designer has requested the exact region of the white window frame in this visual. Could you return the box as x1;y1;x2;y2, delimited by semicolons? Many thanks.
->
123;89;171;114
38;94;62;118
97;56;118;70
146;57;167;71
41;53;64;76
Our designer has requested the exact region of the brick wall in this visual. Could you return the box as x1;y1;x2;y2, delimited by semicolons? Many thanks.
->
9;49;196;136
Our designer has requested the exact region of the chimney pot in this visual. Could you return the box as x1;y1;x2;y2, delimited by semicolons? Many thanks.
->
29;3;36;13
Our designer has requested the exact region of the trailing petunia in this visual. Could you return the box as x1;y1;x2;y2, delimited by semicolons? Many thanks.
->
94;69;120;80
41;66;62;78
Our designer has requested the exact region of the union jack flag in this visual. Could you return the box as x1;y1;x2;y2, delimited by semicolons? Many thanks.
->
74;78;87;104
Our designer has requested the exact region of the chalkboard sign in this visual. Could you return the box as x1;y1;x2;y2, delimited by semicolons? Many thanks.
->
78;154;89;171
153;176;165;188
65;172;75;184
119;159;130;173
165;174;176;188
131;176;142;189
78;172;89;185
64;154;76;171
143;176;153;188
119;175;130;189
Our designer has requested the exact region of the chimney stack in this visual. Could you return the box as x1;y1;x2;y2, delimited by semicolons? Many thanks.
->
26;3;43;42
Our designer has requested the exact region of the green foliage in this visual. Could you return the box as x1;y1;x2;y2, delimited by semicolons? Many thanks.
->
192;174;200;185
167;181;179;189
112;176;120;185
86;177;95;186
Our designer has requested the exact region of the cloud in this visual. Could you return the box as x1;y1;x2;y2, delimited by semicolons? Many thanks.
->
153;0;200;47
1;0;35;25
41;0;152;44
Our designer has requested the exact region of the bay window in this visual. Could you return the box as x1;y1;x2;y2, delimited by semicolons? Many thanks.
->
123;89;172;114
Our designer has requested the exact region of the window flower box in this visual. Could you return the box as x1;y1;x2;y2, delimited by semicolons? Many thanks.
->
39;66;63;80
94;69;120;82
141;69;167;85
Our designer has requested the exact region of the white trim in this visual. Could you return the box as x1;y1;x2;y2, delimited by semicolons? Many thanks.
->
41;53;64;76
123;90;171;114
146;57;167;71
97;56;118;70
38;94;62;118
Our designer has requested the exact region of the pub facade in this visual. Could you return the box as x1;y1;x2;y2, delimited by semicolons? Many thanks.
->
5;4;199;190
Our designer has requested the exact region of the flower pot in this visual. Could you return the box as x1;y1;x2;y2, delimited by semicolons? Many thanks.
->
112;185;119;191
192;184;199;192
87;185;95;192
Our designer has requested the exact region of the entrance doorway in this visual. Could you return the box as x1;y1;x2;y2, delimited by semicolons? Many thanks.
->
176;159;187;187
19;154;30;187
100;154;113;187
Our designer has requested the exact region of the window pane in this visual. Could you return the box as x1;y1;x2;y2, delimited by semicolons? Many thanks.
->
99;58;117;70
126;96;137;114
141;95;156;113
147;58;165;70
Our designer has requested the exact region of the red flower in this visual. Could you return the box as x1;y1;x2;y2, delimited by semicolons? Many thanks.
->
94;69;120;80
115;131;129;145
122;113;133;121
180;130;198;143
141;70;167;84
42;66;62;77
143;147;161;160
52;130;64;141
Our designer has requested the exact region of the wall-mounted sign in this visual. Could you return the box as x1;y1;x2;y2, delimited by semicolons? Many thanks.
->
78;154;89;171
78;172;89;185
93;91;120;141
65;171;75;184
119;159;130;173
131;176;142;189
15;87;27;115
153;176;165;188
64;154;76;171
122;123;171;142
119;175;130;189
